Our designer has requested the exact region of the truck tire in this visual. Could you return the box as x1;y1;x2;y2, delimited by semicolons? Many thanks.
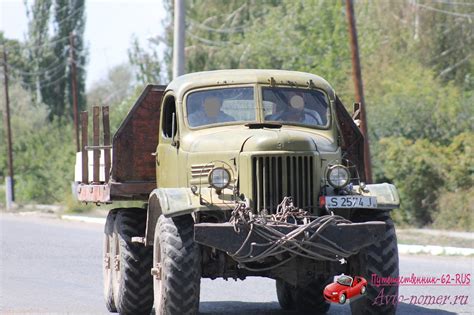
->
103;210;117;312
276;277;331;313
275;279;293;310
153;215;201;315
111;208;153;315
350;211;399;315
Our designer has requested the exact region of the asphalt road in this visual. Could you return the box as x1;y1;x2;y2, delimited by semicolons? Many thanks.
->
1;213;472;315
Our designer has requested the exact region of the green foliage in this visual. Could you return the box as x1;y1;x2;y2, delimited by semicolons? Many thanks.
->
88;64;134;107
378;137;443;226
5;0;87;120
377;132;473;228
108;87;145;135
0;82;75;204
433;188;474;232
13;120;75;203
128;36;163;85
366;58;473;144
47;0;87;119
440;132;474;191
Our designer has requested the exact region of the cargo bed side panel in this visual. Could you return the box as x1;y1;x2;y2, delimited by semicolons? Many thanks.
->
112;84;165;186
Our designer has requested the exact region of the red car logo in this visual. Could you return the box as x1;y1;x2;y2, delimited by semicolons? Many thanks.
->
323;275;367;304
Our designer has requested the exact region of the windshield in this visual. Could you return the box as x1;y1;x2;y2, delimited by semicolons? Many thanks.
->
262;87;329;128
336;275;353;286
186;87;255;128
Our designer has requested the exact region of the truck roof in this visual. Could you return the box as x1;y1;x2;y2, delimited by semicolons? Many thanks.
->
167;69;335;100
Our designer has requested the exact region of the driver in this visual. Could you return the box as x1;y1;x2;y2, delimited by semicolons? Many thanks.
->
188;94;235;127
270;94;323;125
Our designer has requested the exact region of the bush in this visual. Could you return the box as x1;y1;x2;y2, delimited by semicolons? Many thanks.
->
13;120;75;204
433;188;474;231
0;82;75;204
377;132;474;228
377;137;443;226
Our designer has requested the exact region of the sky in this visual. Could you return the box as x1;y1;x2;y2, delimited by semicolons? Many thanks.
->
1;0;166;90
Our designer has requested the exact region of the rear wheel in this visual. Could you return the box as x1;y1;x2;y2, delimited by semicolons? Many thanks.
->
350;211;399;315
103;210;117;312
276;276;331;313
153;215;201;315
111;208;153;315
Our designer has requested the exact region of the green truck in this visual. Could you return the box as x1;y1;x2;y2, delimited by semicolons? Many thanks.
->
75;69;400;315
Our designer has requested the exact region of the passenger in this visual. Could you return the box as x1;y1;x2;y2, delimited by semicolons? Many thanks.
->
188;95;235;127
269;94;322;125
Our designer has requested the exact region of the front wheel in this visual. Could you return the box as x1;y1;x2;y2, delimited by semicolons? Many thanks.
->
275;279;293;310
276;276;331;313
350;211;399;315
153;215;201;315
339;293;346;304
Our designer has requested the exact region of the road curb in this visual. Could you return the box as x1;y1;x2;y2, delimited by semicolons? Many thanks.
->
398;244;474;257
61;214;106;225
59;215;474;257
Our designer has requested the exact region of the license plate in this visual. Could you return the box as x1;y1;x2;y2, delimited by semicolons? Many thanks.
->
325;196;377;209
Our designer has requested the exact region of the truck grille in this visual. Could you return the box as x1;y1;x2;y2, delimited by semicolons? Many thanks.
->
251;155;315;213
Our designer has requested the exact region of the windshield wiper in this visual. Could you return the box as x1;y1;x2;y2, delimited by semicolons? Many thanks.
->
245;122;282;129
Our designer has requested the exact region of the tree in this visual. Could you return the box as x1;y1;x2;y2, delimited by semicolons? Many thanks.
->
128;36;162;85
88;64;134;107
21;0;87;120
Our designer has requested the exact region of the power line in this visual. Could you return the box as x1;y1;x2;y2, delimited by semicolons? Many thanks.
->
416;3;474;18
20;35;70;50
52;4;85;29
188;17;249;34
21;3;85;50
426;0;474;6
13;71;69;89
187;32;235;47
6;59;67;77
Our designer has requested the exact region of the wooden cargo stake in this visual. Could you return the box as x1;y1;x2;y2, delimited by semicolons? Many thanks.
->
93;106;100;183
102;106;111;182
81;111;89;183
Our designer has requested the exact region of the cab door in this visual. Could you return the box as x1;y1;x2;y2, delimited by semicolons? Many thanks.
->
156;94;180;187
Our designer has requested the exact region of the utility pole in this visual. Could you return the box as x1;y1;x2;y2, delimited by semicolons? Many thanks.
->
69;32;80;152
173;0;185;79
345;0;373;183
2;48;15;208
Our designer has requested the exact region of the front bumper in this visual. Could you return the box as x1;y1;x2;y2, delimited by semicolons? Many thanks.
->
194;217;385;262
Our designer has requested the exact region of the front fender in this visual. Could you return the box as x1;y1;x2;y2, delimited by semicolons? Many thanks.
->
144;187;235;245
145;188;195;245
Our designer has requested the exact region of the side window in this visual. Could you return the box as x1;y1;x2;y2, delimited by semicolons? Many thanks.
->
162;96;177;138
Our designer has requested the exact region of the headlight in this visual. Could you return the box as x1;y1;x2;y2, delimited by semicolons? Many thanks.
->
332;292;338;295
208;167;231;190
327;164;350;188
